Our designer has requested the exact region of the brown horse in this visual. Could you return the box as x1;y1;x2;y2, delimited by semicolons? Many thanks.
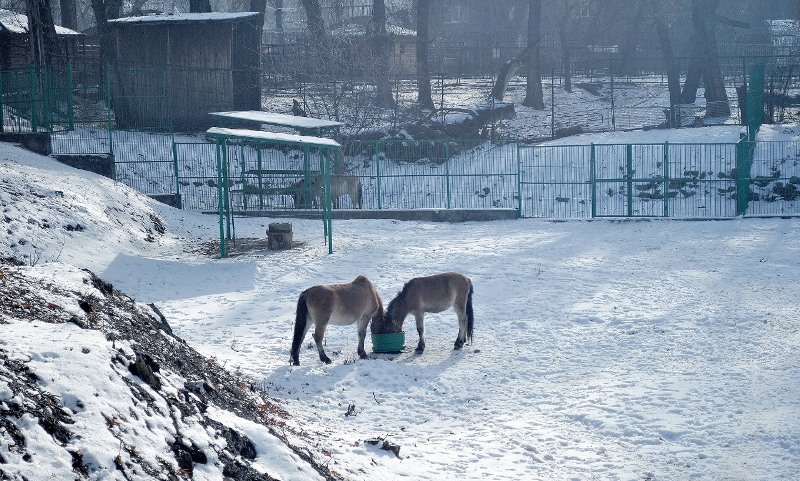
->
291;275;384;365
291;174;363;209
316;174;363;209
372;272;474;353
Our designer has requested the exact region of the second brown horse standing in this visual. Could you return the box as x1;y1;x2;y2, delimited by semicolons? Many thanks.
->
372;272;474;353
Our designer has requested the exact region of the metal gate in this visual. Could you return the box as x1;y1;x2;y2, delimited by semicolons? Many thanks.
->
519;142;740;219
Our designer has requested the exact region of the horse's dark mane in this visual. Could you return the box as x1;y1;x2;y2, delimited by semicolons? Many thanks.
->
386;280;412;316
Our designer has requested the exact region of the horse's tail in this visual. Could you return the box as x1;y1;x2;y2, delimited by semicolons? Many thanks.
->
466;280;474;343
290;292;309;364
356;180;363;209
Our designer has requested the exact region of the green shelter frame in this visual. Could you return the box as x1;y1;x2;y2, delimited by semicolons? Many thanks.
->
206;126;340;258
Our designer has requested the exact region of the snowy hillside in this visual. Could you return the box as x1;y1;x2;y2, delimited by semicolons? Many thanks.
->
0;144;333;480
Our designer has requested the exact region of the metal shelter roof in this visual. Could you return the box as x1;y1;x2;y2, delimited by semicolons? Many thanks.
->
209;111;344;130
205;127;341;148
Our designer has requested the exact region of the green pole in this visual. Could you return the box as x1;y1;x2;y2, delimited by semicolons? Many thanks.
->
216;142;226;258
0;68;4;133
240;144;247;211
516;142;522;218
663;142;669;217
325;149;333;254
257;147;264;210
106;68;114;159
66;62;74;131
172;140;181;208
590;143;596;218
223;145;232;240
626;144;633;217
376;141;382;210
445;142;451;209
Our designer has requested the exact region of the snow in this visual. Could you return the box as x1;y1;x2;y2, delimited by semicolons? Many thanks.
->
0;8;81;35
2;125;800;480
209;111;344;130
108;12;260;24
206;127;341;148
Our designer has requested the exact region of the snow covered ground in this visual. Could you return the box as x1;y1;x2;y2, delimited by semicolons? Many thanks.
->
2;125;800;480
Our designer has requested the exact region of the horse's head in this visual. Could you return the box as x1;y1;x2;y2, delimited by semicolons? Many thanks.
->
370;300;400;335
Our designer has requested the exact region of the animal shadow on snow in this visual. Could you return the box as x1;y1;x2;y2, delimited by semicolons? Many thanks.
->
262;342;470;400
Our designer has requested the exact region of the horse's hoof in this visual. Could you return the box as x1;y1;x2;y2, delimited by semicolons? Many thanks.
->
292;361;300;366
415;347;425;354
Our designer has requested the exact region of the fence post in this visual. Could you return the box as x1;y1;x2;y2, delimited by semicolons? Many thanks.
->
223;144;232;240
551;68;555;139
66;62;74;131
171;140;181;208
590;143;596;218
29;66;38;132
663;142;670;217
626;144;633;217
445;142;451;209
376;141;382;210
736;133;753;216
516;142;522;218
106;69;114;159
215;142;226;258
0;69;4;133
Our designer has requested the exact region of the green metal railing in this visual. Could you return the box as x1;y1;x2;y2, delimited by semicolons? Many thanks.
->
1;65;73;134
163;138;800;218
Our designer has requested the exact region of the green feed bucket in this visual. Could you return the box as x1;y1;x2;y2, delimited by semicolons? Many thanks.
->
371;331;405;353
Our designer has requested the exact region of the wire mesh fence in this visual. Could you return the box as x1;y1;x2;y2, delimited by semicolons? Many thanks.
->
0;66;73;133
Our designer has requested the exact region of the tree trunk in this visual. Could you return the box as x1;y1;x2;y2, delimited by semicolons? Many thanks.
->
90;0;115;67
558;25;572;93
416;0;435;110
681;0;730;117
491;47;529;101
650;2;681;125
250;0;268;44
523;0;544;109
301;0;326;77
617;1;645;77
189;0;212;13
301;0;326;42
371;0;394;107
59;0;77;31
25;0;61;68
275;0;285;43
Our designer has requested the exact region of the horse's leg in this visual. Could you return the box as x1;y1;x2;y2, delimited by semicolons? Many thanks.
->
414;312;426;353
312;319;332;364
356;315;370;360
290;319;311;365
453;304;468;350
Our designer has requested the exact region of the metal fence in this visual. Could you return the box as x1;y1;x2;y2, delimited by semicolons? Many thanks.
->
519;142;742;219
157;137;800;219
0;65;73;133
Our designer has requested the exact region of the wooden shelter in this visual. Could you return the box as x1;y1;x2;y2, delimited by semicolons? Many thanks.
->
0;9;82;69
107;12;261;131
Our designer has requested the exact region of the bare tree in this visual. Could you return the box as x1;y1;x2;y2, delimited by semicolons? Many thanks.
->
274;0;285;43
523;0;544;109
371;0;394;107
301;0;326;42
648;1;682;125
415;0;434;110
25;0;60;68
556;0;590;93
681;0;730;117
